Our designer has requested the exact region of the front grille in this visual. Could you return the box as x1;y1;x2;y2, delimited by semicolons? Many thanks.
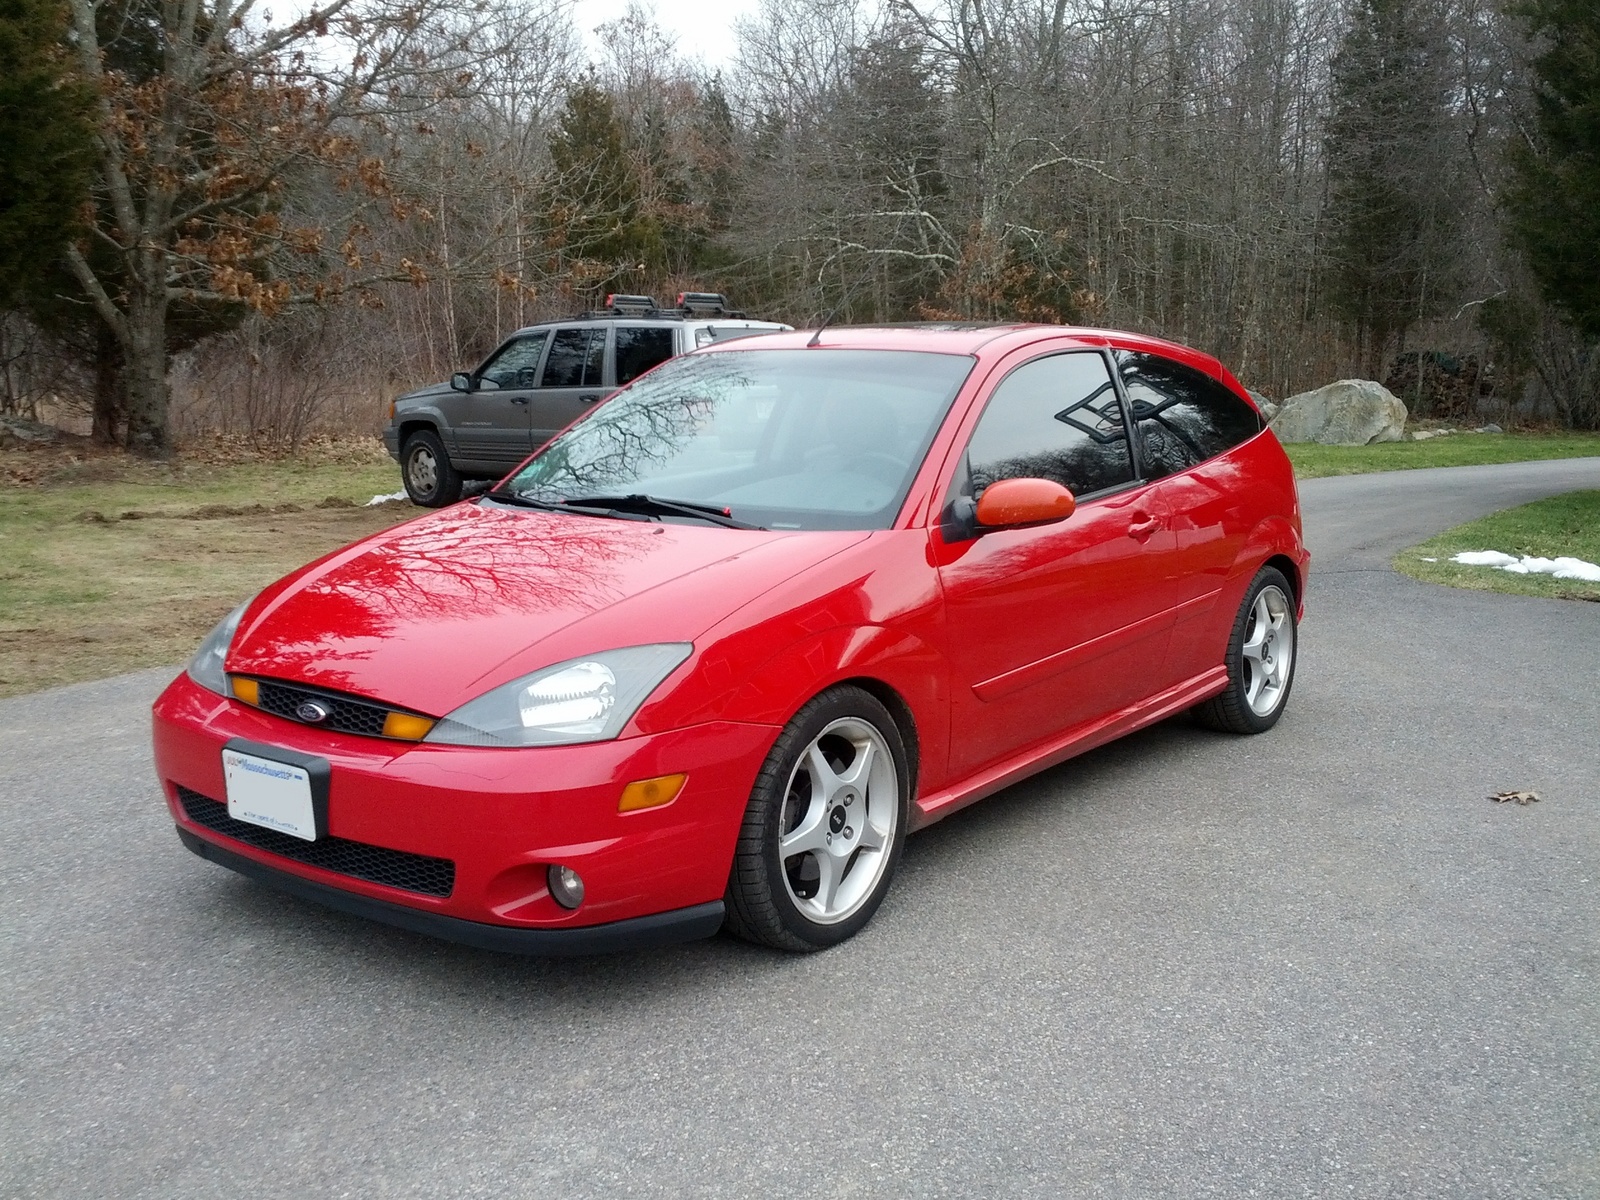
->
254;680;392;738
177;787;455;897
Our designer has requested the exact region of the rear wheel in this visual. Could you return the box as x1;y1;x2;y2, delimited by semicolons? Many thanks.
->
1194;566;1297;734
401;430;463;507
724;687;909;951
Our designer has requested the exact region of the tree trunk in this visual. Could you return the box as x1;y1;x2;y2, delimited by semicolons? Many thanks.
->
91;327;124;445
121;285;172;457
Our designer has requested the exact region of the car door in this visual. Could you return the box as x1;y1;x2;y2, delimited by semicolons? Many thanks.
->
531;325;609;446
454;331;547;467
1116;349;1267;682
932;349;1178;778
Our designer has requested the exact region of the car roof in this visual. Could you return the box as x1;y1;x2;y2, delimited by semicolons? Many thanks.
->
697;323;1230;379
508;316;791;334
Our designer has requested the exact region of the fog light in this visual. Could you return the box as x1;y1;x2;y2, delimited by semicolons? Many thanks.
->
547;864;585;910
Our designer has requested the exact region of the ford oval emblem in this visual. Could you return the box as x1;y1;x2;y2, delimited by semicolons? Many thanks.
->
295;700;331;724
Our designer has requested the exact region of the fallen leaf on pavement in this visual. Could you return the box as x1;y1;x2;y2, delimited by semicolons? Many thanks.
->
1489;790;1540;805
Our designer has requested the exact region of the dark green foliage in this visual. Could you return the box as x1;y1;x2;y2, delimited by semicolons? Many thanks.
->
1504;0;1600;339
0;0;93;304
1323;0;1464;369
546;80;660;281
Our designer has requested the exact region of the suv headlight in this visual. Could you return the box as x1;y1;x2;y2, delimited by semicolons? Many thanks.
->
186;597;255;695
425;644;693;747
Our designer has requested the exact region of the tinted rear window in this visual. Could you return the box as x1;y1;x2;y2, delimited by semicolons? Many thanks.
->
1116;351;1262;479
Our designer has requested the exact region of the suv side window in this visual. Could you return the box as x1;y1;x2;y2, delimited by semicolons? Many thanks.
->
1116;350;1263;481
541;328;606;388
615;326;676;385
966;352;1135;498
477;332;548;389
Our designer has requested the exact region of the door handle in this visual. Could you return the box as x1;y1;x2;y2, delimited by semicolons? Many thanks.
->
579;393;602;403
509;396;529;405
1128;513;1163;542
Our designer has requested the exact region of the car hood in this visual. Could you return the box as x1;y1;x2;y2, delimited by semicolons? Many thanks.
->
225;501;867;715
396;379;454;405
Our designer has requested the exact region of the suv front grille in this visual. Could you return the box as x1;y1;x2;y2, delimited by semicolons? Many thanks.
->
177;786;455;897
253;679;392;738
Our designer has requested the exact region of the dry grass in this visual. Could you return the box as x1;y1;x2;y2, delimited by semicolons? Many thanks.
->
0;435;415;698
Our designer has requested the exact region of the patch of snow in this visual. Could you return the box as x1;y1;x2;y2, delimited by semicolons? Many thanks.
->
366;490;409;506
1421;557;1437;562
1450;550;1600;582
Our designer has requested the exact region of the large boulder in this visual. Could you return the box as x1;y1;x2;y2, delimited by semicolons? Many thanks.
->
1269;379;1408;445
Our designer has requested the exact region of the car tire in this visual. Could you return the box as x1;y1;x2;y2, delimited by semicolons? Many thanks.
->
401;430;463;508
1193;565;1297;734
724;686;910;952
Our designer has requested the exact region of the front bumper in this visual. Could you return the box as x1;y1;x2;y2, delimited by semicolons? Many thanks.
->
175;828;725;954
153;672;778;950
382;426;401;461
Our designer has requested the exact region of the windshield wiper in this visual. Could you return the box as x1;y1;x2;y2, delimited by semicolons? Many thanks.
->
483;487;562;510
485;488;652;521
558;494;764;530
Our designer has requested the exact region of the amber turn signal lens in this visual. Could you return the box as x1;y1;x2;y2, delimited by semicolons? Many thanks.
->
618;773;687;813
230;677;260;706
382;711;436;741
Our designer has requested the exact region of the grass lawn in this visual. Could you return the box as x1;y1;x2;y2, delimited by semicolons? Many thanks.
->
1394;490;1600;603
1284;431;1600;478
0;438;415;698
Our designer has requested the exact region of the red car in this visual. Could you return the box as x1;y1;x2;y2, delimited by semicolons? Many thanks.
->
153;325;1307;954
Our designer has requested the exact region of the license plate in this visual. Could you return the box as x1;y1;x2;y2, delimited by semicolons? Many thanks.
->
222;748;318;841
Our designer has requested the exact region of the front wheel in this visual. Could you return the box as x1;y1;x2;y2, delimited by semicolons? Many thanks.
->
1194;566;1297;734
401;430;463;508
724;687;910;951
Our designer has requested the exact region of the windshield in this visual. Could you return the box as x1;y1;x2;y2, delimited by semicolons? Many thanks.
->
499;349;975;531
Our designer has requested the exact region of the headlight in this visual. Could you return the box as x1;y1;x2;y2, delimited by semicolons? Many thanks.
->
425;643;693;747
186;597;254;695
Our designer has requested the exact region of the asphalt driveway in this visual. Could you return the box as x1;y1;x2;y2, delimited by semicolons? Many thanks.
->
3;458;1598;1198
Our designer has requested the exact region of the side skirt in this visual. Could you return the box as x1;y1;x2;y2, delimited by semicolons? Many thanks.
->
910;665;1229;830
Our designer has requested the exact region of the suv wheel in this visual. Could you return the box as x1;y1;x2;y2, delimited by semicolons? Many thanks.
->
402;430;463;507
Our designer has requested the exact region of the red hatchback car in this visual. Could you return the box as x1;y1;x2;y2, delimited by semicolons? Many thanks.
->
153;325;1307;953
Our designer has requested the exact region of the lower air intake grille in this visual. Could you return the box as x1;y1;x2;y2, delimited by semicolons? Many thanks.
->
177;786;455;898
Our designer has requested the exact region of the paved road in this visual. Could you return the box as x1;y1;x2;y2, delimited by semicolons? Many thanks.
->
4;459;1599;1198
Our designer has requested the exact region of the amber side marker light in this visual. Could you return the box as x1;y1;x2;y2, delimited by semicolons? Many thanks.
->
619;773;687;813
230;677;260;706
382;712;436;741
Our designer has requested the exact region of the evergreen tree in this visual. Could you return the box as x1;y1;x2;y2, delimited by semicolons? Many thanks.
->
1504;0;1600;339
546;81;659;285
1323;0;1465;374
0;0;92;304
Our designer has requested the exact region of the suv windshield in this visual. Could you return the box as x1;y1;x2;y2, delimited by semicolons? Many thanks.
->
500;349;975;531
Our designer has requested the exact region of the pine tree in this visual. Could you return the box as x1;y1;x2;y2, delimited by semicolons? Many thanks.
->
546;81;659;286
1504;0;1600;338
1323;0;1465;375
0;0;92;304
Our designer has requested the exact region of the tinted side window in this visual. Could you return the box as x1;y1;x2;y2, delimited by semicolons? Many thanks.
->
477;332;548;389
966;352;1134;498
615;326;676;385
1117;351;1263;480
541;328;604;388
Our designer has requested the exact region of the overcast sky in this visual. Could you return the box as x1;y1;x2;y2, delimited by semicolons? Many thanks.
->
577;0;762;70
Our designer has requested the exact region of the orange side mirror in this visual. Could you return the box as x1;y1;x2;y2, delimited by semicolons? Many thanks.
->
973;477;1077;530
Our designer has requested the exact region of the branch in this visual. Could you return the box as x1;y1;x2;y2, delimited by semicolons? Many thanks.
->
64;246;130;343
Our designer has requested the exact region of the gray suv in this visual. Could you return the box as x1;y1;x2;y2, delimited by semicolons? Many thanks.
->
383;294;790;506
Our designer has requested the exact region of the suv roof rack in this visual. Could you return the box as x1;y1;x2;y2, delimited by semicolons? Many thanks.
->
562;291;751;321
